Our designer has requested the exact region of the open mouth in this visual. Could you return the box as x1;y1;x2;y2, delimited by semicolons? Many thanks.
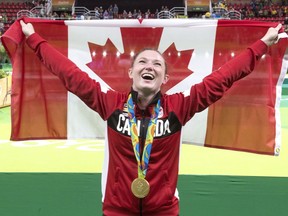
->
141;73;155;80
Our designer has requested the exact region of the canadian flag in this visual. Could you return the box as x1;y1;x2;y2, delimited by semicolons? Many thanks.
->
2;18;287;155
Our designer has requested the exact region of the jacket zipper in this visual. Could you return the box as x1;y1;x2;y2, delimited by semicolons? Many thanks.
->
139;110;147;216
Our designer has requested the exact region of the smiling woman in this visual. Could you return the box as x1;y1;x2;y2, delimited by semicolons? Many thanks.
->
2;17;286;216
128;49;169;109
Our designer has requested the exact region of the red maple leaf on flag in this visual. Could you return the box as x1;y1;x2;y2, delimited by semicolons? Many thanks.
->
86;27;194;93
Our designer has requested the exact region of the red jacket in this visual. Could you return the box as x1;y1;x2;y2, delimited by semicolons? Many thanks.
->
26;33;267;215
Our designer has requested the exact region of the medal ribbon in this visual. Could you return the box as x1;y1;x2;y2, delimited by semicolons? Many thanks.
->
127;93;160;179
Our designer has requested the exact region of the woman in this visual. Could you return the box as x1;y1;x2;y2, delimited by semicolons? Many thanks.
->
20;20;282;215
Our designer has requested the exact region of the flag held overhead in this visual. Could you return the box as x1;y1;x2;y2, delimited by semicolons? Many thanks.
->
1;18;287;156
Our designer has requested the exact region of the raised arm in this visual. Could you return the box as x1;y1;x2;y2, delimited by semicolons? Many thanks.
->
176;23;284;123
19;20;115;120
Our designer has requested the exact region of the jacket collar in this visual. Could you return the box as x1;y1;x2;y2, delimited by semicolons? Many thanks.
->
131;88;161;108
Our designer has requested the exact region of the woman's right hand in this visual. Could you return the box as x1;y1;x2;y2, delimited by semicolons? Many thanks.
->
20;20;35;38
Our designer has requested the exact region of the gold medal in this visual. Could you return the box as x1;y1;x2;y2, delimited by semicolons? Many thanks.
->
131;178;150;198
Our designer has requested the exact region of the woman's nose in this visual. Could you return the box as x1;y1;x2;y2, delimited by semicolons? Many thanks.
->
145;62;153;70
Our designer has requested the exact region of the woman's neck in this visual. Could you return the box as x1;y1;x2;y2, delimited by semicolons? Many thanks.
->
136;93;155;110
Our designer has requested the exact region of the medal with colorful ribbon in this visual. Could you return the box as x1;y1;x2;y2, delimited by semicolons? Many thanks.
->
127;93;160;198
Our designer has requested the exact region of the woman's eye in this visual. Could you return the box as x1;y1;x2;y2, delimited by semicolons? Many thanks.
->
139;60;145;63
154;62;161;66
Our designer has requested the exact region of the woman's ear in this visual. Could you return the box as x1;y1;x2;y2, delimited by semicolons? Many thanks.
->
162;74;169;85
128;68;133;78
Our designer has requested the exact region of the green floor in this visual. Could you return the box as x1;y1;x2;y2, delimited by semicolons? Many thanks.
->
0;173;287;216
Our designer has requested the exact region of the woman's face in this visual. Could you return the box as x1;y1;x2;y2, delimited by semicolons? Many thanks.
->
129;50;169;96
